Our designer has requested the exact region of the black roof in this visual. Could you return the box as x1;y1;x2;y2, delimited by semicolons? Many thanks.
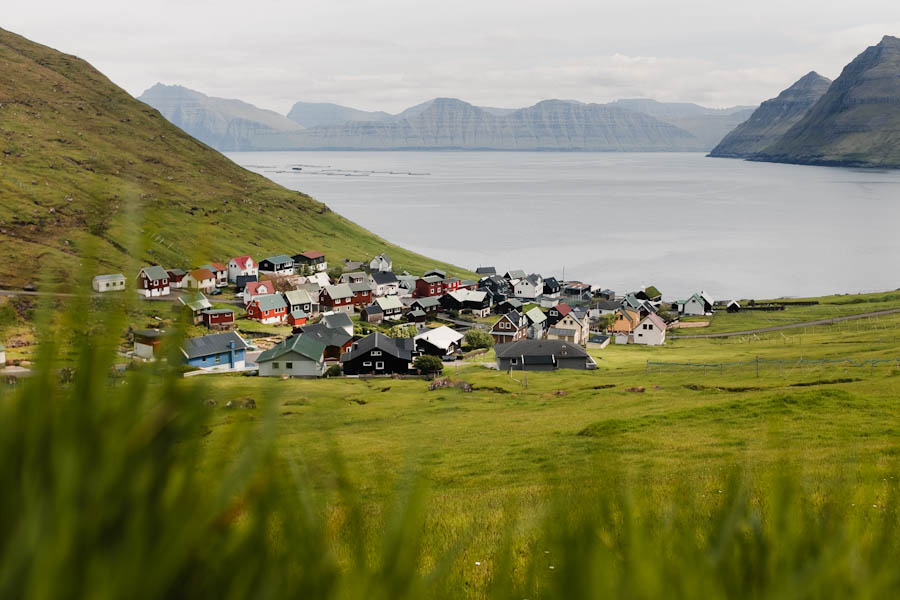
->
299;322;352;348
362;303;383;314
494;339;589;359
593;299;621;310
181;331;247;359
341;332;414;362
322;312;354;330
475;266;497;275
370;271;398;285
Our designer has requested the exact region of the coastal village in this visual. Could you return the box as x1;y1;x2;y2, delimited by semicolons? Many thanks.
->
90;250;740;378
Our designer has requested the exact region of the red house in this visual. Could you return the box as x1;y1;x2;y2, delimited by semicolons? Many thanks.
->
414;275;444;298
201;308;235;330
349;281;373;308
246;294;289;324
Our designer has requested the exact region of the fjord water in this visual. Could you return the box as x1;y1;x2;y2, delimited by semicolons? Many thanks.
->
230;151;900;299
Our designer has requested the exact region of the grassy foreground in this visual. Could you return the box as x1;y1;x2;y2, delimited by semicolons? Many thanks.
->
4;287;898;598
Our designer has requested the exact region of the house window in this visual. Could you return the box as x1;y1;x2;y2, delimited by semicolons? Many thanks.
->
375;361;384;370
272;362;279;369
511;358;519;365
286;362;293;369
215;355;222;364
363;361;372;367
371;351;382;356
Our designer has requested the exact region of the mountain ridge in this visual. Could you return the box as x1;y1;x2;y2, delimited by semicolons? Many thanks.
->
709;71;833;158
752;36;900;168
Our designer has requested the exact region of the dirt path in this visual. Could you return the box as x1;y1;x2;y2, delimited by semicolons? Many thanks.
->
669;308;900;339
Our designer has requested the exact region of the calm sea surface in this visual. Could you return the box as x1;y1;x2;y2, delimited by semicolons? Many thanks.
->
228;151;900;300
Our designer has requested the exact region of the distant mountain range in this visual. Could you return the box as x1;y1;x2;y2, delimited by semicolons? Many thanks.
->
711;36;900;168
137;85;756;152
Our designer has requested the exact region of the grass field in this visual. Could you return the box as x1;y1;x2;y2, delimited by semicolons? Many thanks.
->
181;310;900;595
674;291;900;335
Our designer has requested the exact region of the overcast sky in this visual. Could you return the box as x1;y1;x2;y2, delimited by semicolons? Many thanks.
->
6;1;900;114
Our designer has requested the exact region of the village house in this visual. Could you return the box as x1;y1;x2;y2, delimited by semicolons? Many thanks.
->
349;281;373;308
201;308;235;330
396;274;419;298
246;294;288;324
181;331;248;371
542;277;561;298
243;280;277;304
440;289;491;318
341;332;415;376
293;250;327;273
375;296;405;321
167;268;188;289
283;289;315;315
591;299;622;317
633;313;668;346
414;275;445;298
414;326;463;357
546;303;572;327
361;303;384;324
611;308;641;334
494;339;597;372
321;312;355;337
727;300;742;313
490;310;529;345
475;266;497;276
636;285;662;303
409;296;441;316
504;269;527;281
234;274;258;293
199;263;228;287
340;272;367;285
479;275;511;304
368;271;400;297
257;334;326;378
227;256;258;283
320;283;355;314
136;266;170;298
92;273;126;293
133;329;162;359
177;293;211;324
406;308;427;327
547;309;590;345
495;298;524;315
524;307;548;339
513;274;543;300
259;255;294;277
562;281;593;304
287;309;308;328
369;253;392;272
185;268;216;293
677;292;715;316
299;320;354;361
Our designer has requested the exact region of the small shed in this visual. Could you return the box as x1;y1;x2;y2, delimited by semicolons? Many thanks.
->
133;329;163;360
92;274;126;292
202;308;235;330
727;300;742;313
287;309;309;327
361;303;384;324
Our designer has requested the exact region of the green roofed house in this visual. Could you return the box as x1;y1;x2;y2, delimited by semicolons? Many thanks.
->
136;265;170;297
177;293;212;324
92;273;126;293
257;334;327;378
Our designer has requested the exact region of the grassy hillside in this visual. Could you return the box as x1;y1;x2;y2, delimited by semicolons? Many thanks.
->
0;28;470;288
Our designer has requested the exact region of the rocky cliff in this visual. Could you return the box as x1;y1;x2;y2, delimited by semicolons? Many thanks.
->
752;36;900;168
292;97;701;151
286;101;394;128
138;83;307;151
709;72;832;158
612;99;756;150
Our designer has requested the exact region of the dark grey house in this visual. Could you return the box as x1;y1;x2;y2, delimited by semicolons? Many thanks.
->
494;339;597;371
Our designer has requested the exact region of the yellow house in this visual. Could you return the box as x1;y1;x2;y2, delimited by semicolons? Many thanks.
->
611;308;640;333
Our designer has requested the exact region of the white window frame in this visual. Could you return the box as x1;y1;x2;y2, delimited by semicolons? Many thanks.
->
371;350;382;356
375;361;384;370
363;361;372;367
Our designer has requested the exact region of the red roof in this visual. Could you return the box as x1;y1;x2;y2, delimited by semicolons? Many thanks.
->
299;250;325;259
554;303;572;316
209;262;226;272
231;255;254;269
245;281;275;296
190;268;215;281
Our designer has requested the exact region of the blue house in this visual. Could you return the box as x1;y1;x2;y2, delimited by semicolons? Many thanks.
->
181;331;248;370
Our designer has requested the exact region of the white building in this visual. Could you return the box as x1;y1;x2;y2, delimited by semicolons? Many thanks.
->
227;256;258;283
92;273;126;292
370;253;392;272
633;313;668;346
257;334;327;378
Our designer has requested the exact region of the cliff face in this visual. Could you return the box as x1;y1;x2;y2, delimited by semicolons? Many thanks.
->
613;99;757;150
708;72;832;158
286;101;394;128
753;36;900;167
138;84;306;151
293;97;701;151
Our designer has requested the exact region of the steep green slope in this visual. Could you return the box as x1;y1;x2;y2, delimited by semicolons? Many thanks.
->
0;28;468;287
754;36;900;168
